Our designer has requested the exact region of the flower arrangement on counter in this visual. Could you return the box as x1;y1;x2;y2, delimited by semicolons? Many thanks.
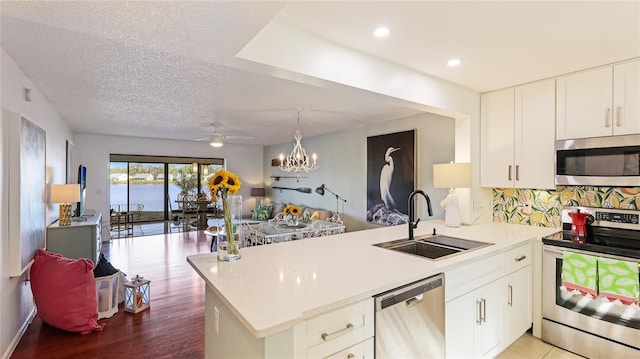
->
208;169;242;258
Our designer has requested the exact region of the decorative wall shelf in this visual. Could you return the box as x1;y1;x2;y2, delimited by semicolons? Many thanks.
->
272;186;312;194
270;175;308;182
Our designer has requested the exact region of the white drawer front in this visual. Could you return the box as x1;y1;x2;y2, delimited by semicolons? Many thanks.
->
305;299;373;359
323;337;373;359
446;253;504;301
504;242;531;274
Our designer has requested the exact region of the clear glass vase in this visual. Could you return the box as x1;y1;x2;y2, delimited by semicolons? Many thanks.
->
217;194;242;261
286;216;299;227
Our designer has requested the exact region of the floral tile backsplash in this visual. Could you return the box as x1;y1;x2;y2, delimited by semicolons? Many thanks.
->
492;186;640;228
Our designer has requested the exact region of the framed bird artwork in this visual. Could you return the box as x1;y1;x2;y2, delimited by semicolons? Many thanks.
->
366;129;415;225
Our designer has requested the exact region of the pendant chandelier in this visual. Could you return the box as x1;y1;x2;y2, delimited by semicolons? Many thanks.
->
279;111;318;173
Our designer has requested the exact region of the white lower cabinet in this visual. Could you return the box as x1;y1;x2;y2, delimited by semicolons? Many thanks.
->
323;337;373;359
204;286;373;359
445;241;533;358
303;298;374;359
446;278;505;358
505;266;532;344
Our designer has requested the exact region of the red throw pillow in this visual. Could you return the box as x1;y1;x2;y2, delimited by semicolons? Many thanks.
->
30;249;104;334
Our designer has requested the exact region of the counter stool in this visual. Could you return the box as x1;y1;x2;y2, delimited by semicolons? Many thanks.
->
205;226;219;252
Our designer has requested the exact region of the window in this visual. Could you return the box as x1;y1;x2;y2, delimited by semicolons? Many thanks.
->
109;155;224;223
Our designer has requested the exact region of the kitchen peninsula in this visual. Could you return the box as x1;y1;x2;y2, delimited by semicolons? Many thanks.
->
188;221;557;358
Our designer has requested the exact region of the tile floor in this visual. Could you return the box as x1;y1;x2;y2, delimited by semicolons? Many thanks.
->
499;333;585;359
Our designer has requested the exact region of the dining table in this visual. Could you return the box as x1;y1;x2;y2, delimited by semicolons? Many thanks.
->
175;199;213;230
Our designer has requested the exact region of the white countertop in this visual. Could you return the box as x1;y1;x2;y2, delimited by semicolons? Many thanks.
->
187;220;558;338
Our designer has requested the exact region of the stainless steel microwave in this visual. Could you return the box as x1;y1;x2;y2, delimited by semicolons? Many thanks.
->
556;134;640;187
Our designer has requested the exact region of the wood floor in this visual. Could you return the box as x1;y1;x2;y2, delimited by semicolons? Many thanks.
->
11;231;212;359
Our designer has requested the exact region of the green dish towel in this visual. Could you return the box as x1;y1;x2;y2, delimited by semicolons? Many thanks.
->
597;257;639;305
561;252;598;298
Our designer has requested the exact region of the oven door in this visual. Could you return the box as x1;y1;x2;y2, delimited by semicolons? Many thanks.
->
542;245;639;351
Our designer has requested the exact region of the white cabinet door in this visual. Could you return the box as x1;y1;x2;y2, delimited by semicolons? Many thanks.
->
481;88;515;188
445;278;505;358
505;266;532;344
556;66;613;139
515;79;556;189
474;278;505;358
481;80;556;189
445;289;476;359
613;60;640;135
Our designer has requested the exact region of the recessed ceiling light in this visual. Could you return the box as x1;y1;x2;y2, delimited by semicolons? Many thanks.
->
374;27;390;38
447;58;461;67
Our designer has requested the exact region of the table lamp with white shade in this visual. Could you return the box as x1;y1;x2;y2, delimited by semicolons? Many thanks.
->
433;162;471;227
51;184;80;226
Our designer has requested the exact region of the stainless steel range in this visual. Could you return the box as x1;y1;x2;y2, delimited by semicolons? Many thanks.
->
542;206;640;358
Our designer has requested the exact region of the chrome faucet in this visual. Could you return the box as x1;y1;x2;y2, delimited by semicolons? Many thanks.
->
408;190;433;241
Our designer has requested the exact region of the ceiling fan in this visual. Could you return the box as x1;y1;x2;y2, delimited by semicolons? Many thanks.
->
194;122;253;147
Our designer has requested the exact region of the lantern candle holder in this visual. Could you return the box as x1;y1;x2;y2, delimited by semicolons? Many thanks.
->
124;275;150;313
96;271;121;319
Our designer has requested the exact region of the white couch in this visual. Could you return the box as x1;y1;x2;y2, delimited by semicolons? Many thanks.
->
248;202;334;222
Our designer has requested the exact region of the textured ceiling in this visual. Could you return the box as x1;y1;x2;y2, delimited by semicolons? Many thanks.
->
1;1;638;146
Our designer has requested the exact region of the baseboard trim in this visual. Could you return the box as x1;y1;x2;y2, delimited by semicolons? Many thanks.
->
2;307;36;359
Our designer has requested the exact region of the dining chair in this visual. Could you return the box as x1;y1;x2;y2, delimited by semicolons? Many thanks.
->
182;194;199;230
167;195;184;232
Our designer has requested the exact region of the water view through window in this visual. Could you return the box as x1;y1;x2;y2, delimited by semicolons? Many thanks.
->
109;155;223;223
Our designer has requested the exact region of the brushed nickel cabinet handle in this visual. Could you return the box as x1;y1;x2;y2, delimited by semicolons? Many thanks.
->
508;285;513;307
322;323;354;341
515;165;520;181
605;108;611;127
515;255;526;262
481;298;487;323
476;300;482;324
508;165;512;181
616;106;622;127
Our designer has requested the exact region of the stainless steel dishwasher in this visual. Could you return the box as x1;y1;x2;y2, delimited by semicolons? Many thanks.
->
374;273;445;358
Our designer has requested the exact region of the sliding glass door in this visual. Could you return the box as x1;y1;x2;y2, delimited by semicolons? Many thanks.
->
109;155;224;224
128;162;165;222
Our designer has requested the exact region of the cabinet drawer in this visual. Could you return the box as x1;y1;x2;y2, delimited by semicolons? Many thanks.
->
446;253;504;301
305;298;373;359
504;242;531;274
322;337;373;359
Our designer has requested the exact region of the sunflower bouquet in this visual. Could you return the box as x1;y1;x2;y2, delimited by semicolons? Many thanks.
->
283;204;302;225
208;169;242;258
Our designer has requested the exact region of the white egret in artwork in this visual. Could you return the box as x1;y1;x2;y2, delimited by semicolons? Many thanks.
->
380;147;401;208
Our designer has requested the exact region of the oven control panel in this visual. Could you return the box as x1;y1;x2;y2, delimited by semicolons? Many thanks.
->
595;211;639;224
563;206;640;231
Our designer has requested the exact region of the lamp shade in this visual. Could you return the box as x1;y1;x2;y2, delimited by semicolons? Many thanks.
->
433;163;472;188
51;184;80;203
251;187;265;197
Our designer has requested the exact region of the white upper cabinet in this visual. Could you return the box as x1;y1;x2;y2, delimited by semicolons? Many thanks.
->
613;60;640;135
481;87;514;188
515;79;556;189
557;59;639;139
481;79;556;189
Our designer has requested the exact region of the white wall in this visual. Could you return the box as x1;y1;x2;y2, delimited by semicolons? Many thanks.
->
73;134;264;222
264;112;455;231
1;48;73;359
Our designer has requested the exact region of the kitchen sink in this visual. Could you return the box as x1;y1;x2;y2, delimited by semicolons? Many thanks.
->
374;235;493;260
